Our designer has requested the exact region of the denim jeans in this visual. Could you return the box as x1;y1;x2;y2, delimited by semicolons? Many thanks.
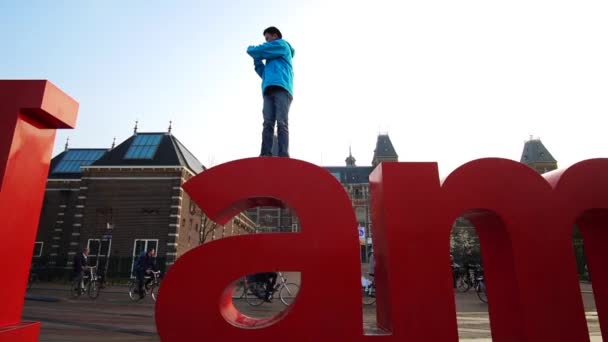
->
261;87;292;157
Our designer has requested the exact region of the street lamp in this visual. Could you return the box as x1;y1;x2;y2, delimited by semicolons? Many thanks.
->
102;221;114;284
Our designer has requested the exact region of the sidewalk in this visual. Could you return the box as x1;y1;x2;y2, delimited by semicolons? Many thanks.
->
26;281;602;341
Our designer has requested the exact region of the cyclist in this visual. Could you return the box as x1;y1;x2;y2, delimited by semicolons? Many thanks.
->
248;272;277;302
361;250;376;302
135;247;157;299
72;248;89;290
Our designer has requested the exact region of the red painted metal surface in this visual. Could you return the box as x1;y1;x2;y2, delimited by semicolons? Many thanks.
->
157;157;607;341
156;157;363;340
0;323;40;342
549;159;608;340
0;80;78;341
371;158;607;341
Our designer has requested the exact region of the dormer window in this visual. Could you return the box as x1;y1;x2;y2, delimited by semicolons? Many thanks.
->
124;134;162;159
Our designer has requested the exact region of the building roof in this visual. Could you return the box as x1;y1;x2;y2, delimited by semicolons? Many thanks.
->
48;148;109;179
324;166;373;184
91;133;205;174
372;134;398;165
172;137;206;174
345;147;356;167
520;138;557;165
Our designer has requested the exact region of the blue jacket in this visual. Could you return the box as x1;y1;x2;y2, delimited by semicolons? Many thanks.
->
135;251;156;272
247;39;295;96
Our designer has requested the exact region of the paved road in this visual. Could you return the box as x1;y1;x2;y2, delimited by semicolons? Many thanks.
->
22;282;601;341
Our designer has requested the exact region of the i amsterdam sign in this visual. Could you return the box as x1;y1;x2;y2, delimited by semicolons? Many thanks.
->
1;80;606;341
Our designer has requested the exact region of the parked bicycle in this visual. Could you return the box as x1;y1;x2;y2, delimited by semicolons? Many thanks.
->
129;270;161;302
71;266;100;299
455;264;482;292
454;263;488;303
242;272;299;306
475;270;487;303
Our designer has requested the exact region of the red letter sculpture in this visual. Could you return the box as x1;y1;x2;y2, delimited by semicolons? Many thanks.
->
0;80;78;341
549;159;608;340
370;158;607;341
157;157;607;341
156;158;364;341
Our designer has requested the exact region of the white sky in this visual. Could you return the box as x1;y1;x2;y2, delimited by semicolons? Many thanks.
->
3;1;606;177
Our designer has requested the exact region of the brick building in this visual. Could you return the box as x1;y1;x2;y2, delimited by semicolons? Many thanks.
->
34;129;254;279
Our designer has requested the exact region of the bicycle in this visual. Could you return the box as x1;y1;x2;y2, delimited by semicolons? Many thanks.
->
71;266;100;299
244;272;300;306
129;270;161;302
362;275;376;305
453;263;467;292
455;264;482;293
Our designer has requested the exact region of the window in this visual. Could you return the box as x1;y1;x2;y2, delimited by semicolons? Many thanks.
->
87;238;112;268
131;239;159;277
52;149;106;173
356;207;367;223
88;240;100;256
33;242;43;257
124;134;163;160
87;239;111;257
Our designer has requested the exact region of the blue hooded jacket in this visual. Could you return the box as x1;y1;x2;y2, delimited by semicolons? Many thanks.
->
247;39;295;96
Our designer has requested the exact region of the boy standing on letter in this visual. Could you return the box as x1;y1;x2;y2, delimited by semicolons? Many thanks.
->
247;26;295;157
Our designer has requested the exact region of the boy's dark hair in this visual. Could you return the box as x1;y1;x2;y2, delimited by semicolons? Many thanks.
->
263;26;282;39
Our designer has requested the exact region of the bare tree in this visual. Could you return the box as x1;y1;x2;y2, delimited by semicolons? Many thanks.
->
199;214;219;243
